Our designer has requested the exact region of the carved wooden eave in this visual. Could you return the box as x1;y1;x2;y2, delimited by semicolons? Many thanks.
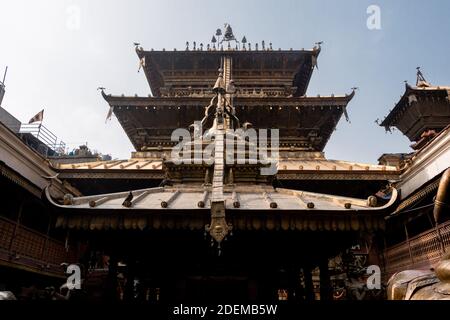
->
135;48;320;97
0;121;80;199
101;93;355;152
102;93;354;107
52;157;398;181
45;185;398;232
380;84;450;141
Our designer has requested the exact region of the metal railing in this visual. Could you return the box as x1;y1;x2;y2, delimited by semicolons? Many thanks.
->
19;123;66;156
384;220;450;276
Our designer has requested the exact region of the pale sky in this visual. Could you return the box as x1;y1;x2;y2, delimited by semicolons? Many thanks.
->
1;0;449;162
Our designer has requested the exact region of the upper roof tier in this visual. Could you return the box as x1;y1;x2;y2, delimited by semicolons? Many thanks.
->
103;93;354;152
380;69;450;142
136;47;320;97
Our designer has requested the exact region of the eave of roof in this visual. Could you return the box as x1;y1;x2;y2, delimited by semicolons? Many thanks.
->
53;157;397;177
135;47;320;97
102;92;355;107
46;185;397;213
380;84;450;128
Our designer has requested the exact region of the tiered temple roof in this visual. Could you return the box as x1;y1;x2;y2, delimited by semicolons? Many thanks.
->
380;69;450;143
103;31;355;152
45;26;402;249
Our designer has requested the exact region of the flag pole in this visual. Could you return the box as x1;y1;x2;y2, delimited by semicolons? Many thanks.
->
37;108;44;139
2;66;7;85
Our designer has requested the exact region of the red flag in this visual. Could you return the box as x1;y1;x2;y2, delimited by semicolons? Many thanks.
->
28;109;44;124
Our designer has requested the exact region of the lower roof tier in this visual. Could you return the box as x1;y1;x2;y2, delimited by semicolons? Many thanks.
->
103;94;354;152
46;185;397;231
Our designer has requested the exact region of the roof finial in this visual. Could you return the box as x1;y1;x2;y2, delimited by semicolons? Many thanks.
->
133;42;143;53
314;41;323;52
416;67;431;87
222;23;236;43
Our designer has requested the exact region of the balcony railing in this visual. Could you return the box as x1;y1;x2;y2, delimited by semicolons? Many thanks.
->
19;123;66;156
0;215;77;275
384;220;450;277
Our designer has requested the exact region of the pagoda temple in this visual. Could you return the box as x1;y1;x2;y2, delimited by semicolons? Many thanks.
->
3;25;449;302
380;69;450;281
43;25;400;301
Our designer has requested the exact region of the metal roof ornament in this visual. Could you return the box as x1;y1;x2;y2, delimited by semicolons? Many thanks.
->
416;67;431;87
314;41;323;50
223;23;236;42
212;71;226;94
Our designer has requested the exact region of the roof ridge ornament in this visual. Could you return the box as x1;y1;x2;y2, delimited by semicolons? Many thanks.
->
222;23;236;43
416;67;431;87
208;24;270;51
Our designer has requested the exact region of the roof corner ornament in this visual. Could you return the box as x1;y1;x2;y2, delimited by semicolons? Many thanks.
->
416;67;431;87
97;86;108;100
133;42;143;52
312;41;323;70
98;87;114;123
